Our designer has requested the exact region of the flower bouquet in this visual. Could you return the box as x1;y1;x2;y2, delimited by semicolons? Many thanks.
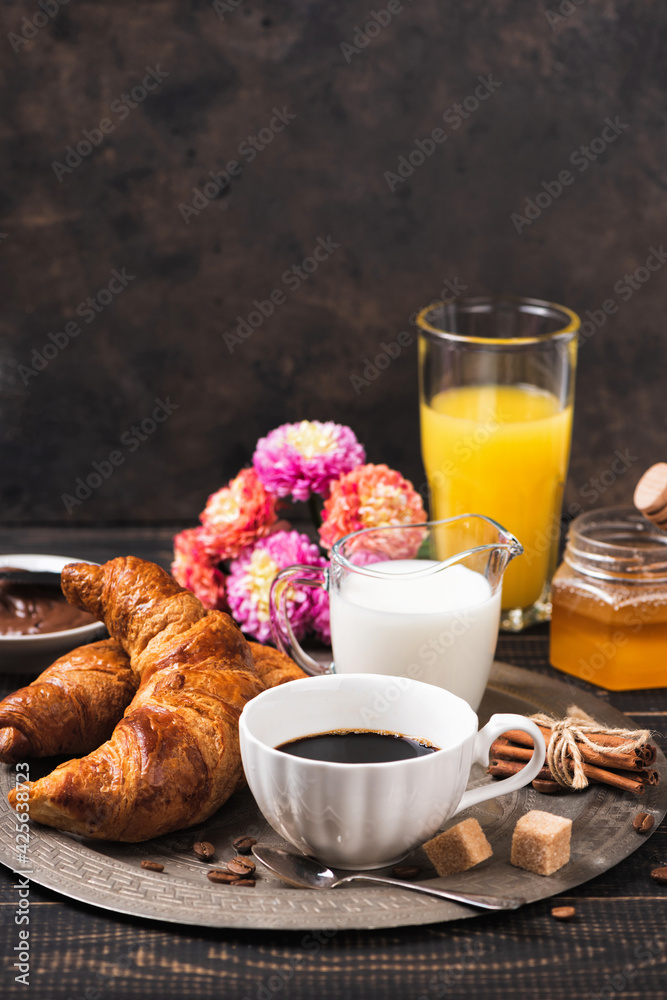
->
172;420;427;643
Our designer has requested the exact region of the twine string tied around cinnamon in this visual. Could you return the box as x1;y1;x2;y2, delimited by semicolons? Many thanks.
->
530;705;652;790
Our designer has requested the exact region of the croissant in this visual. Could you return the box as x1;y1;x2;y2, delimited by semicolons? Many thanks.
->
0;644;302;769
9;557;267;841
248;641;306;689
0;639;137;764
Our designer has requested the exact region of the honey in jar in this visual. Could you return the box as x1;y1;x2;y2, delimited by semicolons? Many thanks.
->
550;506;667;690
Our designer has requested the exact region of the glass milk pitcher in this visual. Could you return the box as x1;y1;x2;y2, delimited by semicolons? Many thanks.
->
269;514;522;710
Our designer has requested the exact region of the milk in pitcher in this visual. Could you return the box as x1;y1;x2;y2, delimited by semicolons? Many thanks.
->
329;559;501;709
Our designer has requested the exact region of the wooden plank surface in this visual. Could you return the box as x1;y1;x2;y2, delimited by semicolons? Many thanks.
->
0;527;665;999
1;894;666;999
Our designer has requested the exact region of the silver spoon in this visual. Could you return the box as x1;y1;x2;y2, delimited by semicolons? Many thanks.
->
252;846;525;911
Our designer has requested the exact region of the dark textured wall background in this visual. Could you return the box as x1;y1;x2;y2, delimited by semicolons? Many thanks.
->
0;0;665;523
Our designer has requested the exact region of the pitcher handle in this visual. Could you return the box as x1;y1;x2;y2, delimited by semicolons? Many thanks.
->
453;714;546;814
269;565;332;676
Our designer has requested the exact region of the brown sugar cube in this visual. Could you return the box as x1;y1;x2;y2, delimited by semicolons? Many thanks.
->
422;818;493;876
511;810;572;876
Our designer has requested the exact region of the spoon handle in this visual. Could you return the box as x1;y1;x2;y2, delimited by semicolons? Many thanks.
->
341;874;525;911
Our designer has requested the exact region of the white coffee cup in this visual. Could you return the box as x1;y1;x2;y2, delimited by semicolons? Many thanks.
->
239;674;545;870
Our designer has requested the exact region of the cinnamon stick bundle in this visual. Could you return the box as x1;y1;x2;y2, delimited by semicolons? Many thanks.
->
488;756;647;797
501;726;657;772
490;708;658;797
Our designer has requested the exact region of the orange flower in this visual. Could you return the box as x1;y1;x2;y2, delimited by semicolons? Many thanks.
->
172;527;228;611
200;467;279;560
319;463;427;555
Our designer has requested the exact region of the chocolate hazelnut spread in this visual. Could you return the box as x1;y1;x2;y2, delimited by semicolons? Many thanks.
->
0;568;96;635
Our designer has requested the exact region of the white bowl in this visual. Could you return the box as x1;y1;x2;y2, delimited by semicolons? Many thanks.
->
0;554;106;675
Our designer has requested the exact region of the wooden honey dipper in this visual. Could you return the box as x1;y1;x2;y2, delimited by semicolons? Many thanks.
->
634;463;667;528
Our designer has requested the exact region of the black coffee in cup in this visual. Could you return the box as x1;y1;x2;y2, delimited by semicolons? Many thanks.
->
276;730;440;764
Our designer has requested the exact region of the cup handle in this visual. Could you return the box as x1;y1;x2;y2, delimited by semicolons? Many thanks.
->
452;714;546;815
269;565;332;676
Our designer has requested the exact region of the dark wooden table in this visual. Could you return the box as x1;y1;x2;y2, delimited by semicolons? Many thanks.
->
1;527;665;1000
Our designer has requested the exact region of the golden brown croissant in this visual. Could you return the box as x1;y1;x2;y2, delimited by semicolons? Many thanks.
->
248;641;306;688
0;639;300;767
9;557;266;841
0;639;137;764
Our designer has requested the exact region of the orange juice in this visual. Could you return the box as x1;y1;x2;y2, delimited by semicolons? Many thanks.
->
420;384;573;610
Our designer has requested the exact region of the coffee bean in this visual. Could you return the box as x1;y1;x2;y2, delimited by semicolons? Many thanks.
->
551;906;576;921
141;860;164;872
228;856;256;876
207;870;241;884
392;865;421;880
650;867;667;884
232;836;257;854
632;812;655;834
231;878;256;887
193;841;216;860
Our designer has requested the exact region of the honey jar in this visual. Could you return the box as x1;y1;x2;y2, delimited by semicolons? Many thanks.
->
549;506;667;690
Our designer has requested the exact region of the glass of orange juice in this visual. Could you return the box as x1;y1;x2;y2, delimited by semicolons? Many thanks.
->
417;296;579;631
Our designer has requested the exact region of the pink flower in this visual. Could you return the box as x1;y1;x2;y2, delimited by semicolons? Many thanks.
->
172;527;228;611
200;468;279;560
319;463;427;559
253;420;365;501
227;530;329;644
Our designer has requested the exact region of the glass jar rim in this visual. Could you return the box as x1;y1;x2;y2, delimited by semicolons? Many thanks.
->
417;295;580;346
564;505;667;583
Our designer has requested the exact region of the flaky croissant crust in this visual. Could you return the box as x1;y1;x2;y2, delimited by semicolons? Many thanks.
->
10;557;266;841
0;639;137;764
